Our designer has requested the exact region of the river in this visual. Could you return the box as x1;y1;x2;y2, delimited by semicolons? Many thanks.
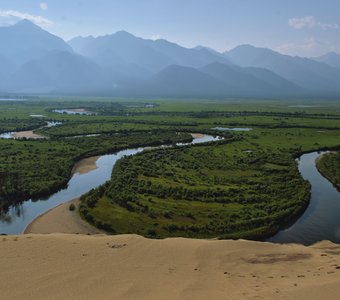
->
268;151;340;245
0;134;220;234
1;142;340;244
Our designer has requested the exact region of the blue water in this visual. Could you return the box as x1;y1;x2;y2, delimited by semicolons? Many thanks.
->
268;151;340;245
0;135;219;234
2;139;338;245
212;127;252;132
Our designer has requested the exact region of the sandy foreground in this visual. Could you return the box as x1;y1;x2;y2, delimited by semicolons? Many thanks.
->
21;155;340;299
17;201;340;300
7;137;340;299
1;234;340;300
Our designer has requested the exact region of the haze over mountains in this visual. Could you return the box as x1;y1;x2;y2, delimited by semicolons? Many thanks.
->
1;20;340;98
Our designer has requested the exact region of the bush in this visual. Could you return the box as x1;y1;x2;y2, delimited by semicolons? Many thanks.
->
69;203;76;211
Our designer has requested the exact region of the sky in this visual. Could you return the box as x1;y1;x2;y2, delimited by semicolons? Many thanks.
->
0;0;339;57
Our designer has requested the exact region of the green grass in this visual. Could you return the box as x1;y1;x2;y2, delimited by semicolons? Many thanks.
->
2;97;340;240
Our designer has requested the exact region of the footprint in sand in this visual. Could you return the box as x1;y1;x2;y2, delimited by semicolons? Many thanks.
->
107;243;127;249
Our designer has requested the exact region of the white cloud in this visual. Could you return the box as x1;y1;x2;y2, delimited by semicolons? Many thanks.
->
289;16;338;30
0;9;53;27
40;3;48;11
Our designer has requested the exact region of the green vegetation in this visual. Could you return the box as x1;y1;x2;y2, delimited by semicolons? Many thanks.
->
0;131;192;211
1;97;340;239
316;152;340;189
79;142;310;239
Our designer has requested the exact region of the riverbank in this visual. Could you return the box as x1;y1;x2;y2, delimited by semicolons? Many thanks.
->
24;199;103;235
1;234;340;299
72;156;100;175
12;130;46;139
316;152;340;191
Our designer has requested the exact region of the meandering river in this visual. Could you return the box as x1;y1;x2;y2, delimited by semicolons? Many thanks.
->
0;134;220;234
1;138;340;245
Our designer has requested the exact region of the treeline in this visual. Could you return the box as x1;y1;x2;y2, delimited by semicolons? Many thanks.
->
101;110;340;120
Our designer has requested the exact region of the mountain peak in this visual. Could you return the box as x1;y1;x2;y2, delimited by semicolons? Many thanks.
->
13;19;41;30
114;30;135;38
229;44;272;53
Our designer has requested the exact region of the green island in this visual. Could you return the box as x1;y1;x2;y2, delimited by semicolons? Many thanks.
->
1;98;340;239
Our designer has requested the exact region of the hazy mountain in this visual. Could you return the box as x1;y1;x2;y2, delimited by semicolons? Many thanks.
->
1;20;340;98
0;20;73;66
200;62;302;97
6;51;109;94
312;52;340;68
0;55;16;88
121;62;302;98
149;39;231;69
69;31;231;72
148;65;227;97
225;45;340;93
67;36;96;53
194;45;223;56
69;31;175;72
241;66;302;92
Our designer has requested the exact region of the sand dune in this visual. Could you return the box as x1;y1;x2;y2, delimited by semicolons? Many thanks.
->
1;233;340;300
21;195;340;299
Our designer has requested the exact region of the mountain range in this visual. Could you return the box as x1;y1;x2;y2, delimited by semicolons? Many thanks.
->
1;19;340;98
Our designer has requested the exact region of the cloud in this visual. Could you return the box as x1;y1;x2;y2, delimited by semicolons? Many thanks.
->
289;16;338;30
0;9;53;26
40;3;48;11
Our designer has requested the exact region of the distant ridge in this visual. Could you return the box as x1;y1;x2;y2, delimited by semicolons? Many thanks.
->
1;20;340;98
225;45;340;95
312;52;340;68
